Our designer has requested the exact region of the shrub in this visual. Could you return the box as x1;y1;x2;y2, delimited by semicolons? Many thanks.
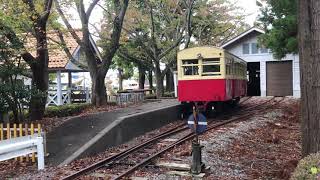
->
45;103;92;118
145;94;157;99
163;91;175;97
106;101;117;106
291;152;320;180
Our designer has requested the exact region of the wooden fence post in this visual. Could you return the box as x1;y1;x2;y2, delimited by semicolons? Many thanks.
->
19;123;23;162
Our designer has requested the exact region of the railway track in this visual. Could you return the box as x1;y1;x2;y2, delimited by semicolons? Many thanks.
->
62;97;283;180
239;96;252;105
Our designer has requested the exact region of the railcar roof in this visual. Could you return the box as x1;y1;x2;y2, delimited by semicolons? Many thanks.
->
178;46;223;52
178;46;246;64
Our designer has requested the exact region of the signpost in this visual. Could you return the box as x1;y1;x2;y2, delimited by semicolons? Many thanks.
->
187;106;207;174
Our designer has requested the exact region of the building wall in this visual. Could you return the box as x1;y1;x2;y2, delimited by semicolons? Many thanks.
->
224;32;300;98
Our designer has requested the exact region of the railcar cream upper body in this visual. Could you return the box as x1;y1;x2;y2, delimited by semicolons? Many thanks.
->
177;46;246;81
177;46;247;102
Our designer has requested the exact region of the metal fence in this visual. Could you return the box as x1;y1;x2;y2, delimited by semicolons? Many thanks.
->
46;89;148;106
0;123;43;163
117;92;145;106
0;134;45;170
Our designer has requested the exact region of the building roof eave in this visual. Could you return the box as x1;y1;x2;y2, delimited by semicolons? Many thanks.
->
221;27;265;48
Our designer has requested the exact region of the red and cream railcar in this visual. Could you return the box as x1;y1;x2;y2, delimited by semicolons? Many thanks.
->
177;46;247;113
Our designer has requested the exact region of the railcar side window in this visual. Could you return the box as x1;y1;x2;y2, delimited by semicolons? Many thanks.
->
226;64;231;75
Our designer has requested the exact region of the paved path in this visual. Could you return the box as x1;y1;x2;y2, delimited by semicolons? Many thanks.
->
46;99;179;166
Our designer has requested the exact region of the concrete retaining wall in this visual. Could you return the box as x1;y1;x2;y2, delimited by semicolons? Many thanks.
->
60;104;180;165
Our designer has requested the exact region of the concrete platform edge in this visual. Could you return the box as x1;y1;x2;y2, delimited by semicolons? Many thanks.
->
58;104;180;166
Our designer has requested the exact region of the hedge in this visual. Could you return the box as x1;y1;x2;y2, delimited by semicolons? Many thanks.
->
163;91;175;97
145;94;157;99
44;103;92;118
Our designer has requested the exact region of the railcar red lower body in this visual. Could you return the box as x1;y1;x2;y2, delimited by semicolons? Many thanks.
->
178;79;247;102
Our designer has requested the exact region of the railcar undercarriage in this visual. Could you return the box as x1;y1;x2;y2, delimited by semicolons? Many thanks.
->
179;97;241;119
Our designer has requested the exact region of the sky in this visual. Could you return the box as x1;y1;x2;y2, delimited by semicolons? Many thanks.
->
232;0;261;26
68;0;261;30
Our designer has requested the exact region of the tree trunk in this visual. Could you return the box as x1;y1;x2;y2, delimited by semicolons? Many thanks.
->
138;65;145;89
298;0;320;156
91;72;107;106
29;64;48;120
148;70;153;90
28;24;50;121
118;68;123;91
154;63;164;98
165;69;174;92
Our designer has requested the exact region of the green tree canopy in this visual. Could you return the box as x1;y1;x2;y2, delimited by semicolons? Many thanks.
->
258;0;298;59
192;0;249;46
0;20;31;122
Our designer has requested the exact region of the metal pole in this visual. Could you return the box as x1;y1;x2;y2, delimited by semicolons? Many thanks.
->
192;106;199;143
191;141;203;174
191;105;204;174
36;136;45;170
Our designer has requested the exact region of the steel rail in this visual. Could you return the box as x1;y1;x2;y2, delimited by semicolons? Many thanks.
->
239;96;252;105
62;97;277;180
114;97;284;179
61;123;187;180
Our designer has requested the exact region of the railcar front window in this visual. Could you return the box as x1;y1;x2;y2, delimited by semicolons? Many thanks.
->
181;59;199;76
182;59;198;65
203;65;220;73
201;58;221;76
203;58;220;64
183;66;199;75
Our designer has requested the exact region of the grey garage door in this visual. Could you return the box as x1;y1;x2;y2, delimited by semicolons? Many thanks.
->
266;61;293;96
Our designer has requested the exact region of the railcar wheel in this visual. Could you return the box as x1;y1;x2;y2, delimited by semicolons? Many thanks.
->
204;102;214;118
205;102;223;118
226;98;240;108
233;97;240;105
179;102;193;120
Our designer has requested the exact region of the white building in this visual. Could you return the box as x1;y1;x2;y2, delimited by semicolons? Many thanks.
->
221;27;300;98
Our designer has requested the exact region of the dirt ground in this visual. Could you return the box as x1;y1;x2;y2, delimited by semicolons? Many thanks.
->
0;97;301;180
132;97;301;180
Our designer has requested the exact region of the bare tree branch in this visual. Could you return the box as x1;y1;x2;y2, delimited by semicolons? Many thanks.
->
89;22;103;37
118;51;152;69
40;0;53;22
54;0;82;45
158;30;185;60
86;0;100;19
100;0;129;71
184;0;195;48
